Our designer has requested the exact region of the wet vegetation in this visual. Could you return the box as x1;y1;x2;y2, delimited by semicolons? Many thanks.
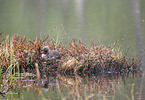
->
0;32;142;99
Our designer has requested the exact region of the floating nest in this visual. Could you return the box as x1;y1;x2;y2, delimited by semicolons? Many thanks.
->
0;34;141;75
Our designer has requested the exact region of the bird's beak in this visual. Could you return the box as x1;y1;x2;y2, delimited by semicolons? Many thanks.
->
41;50;47;54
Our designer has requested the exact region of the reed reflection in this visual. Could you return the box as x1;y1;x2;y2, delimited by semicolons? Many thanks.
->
40;72;139;100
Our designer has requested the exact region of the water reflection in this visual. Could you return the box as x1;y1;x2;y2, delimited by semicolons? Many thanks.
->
39;73;142;100
1;0;144;46
41;77;57;91
75;0;85;42
1;71;145;100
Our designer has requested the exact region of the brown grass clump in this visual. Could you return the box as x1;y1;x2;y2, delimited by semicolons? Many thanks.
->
0;35;42;73
0;33;141;95
0;34;141;75
59;39;141;75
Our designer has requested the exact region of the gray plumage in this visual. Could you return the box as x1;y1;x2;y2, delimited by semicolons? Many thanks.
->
41;46;61;59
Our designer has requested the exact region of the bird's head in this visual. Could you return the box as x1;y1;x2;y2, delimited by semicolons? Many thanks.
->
41;46;49;54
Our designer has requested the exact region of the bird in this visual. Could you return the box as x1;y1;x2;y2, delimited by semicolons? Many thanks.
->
41;46;61;60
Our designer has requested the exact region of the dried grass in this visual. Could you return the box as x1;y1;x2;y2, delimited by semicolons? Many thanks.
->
0;34;141;75
0;33;141;95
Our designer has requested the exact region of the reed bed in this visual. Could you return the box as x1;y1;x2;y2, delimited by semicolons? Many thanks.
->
0;33;141;96
0;34;141;74
59;40;141;75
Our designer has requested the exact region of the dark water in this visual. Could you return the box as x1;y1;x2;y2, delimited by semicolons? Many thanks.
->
0;0;145;100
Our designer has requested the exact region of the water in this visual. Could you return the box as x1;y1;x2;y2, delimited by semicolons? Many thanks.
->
0;0;145;100
1;72;145;100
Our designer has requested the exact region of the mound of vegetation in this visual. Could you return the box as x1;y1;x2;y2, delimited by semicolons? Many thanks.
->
0;33;142;94
0;33;141;75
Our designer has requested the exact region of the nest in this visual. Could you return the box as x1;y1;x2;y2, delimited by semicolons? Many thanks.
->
0;34;141;75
